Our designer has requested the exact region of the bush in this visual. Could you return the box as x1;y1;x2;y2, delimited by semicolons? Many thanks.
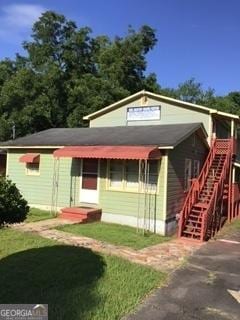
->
0;177;29;226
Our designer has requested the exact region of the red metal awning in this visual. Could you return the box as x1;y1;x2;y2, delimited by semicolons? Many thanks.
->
19;153;40;163
53;146;161;160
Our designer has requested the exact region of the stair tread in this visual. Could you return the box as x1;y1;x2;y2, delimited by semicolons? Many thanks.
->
183;230;201;235
188;220;202;224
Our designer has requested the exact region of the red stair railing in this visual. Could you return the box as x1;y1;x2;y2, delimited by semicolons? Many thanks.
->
201;139;233;240
178;138;233;240
178;139;217;237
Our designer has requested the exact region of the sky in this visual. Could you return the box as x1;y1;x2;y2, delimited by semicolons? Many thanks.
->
0;0;239;95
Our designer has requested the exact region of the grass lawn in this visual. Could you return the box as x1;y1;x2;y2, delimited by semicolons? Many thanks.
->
0;228;166;320
216;218;240;238
26;208;53;222
58;222;171;250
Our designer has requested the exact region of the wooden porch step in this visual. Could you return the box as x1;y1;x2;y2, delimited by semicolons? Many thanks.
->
183;229;201;235
200;192;213;196
185;223;202;230
58;212;88;222
59;206;102;222
188;219;202;225
182;230;201;238
194;202;209;209
200;191;213;195
199;194;212;198
198;198;211;203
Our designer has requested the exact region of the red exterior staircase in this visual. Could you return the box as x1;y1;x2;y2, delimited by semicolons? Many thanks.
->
59;206;102;223
178;139;234;241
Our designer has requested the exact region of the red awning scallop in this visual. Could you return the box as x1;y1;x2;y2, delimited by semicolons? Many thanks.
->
53;146;161;160
19;153;40;163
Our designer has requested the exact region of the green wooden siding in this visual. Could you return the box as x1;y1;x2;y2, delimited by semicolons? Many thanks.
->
167;133;208;220
7;150;80;208
98;159;166;221
90;97;211;135
6;136;207;225
90;99;141;127
7;151;166;222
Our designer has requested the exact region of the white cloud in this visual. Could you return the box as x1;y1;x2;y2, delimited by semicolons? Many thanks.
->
0;3;46;43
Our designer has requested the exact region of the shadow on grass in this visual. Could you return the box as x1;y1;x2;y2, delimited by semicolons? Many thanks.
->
0;245;106;320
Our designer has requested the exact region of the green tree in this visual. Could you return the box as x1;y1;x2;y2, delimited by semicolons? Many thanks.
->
0;11;159;140
96;25;158;93
0;10;238;142
176;78;215;105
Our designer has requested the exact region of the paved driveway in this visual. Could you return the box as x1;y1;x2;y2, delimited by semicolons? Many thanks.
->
126;228;240;320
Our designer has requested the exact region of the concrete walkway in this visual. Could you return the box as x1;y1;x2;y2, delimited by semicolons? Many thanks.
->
125;226;240;320
12;219;202;271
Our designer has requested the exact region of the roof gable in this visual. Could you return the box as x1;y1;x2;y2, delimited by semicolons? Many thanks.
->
83;90;239;121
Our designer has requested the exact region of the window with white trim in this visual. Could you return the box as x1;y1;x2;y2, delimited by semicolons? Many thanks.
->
108;160;159;192
26;163;40;175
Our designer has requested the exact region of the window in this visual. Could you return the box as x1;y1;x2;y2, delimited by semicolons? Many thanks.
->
82;159;98;190
108;160;159;193
125;160;139;190
147;160;159;191
109;160;123;188
193;160;200;178
26;163;40;175
184;159;192;191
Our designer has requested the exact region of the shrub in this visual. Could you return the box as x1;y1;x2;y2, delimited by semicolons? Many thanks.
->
0;177;29;226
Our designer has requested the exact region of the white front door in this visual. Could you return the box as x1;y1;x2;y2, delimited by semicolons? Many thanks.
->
80;159;99;204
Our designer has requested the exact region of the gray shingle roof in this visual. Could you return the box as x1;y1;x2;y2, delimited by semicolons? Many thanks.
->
0;123;206;148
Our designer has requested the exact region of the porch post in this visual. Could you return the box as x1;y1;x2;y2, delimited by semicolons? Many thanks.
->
208;115;213;145
232;166;236;183
231;166;236;221
231;119;235;137
212;117;216;140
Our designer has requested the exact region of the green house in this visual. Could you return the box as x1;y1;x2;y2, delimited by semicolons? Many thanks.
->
1;91;240;239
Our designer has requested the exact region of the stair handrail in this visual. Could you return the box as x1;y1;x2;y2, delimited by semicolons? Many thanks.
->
201;140;233;240
178;178;198;237
178;139;217;237
197;139;217;192
201;182;218;240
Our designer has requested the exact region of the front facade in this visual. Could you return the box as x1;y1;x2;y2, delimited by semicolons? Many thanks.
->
2;91;240;236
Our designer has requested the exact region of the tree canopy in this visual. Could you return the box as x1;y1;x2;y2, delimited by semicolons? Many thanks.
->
0;10;239;141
